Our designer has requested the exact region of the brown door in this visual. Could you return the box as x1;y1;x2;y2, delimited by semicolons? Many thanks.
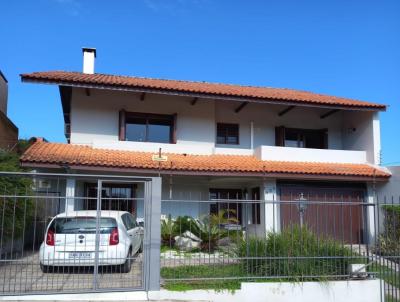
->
279;184;365;244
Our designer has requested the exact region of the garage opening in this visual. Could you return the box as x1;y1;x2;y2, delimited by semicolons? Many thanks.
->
278;181;367;244
0;172;154;295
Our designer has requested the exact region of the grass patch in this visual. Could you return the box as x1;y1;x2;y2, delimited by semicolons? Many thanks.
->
161;264;243;291
369;263;400;290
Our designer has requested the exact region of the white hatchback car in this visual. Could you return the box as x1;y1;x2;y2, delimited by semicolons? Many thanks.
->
39;211;143;273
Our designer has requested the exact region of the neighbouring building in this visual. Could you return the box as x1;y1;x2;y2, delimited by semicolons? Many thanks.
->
0;70;18;151
19;48;391;244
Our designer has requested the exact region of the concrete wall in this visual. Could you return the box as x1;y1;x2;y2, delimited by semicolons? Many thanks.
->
69;88;381;165
150;280;382;302
0;280;381;301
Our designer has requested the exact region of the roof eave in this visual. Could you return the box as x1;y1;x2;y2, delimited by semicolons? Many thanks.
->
20;161;391;182
20;75;387;112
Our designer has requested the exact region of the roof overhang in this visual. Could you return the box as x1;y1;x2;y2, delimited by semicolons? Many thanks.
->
20;141;391;182
20;162;390;182
20;72;387;112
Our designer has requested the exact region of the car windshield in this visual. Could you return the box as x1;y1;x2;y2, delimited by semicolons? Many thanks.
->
49;217;117;234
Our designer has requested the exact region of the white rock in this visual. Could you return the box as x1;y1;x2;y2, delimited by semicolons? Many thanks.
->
182;230;202;242
174;236;200;251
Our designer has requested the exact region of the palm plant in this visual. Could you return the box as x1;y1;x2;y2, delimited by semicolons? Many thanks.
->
161;215;176;246
193;209;239;252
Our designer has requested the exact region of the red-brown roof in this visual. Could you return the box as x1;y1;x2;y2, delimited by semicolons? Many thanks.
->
20;71;386;110
20;141;390;179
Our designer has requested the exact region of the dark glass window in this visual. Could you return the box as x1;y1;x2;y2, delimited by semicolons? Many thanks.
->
84;183;136;214
49;217;117;234
216;123;239;145
284;128;326;149
121;213;136;230
209;189;242;224
125;113;173;143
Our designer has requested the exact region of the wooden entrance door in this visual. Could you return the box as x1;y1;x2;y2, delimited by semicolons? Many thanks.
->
279;184;366;244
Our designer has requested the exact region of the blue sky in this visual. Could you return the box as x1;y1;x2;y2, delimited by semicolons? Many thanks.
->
1;0;399;164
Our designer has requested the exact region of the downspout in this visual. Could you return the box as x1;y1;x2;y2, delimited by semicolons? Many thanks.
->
250;121;254;149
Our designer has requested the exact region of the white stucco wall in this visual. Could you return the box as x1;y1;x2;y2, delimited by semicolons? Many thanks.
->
342;111;381;164
376;166;400;200
215;100;344;150
69;88;380;164
70;88;215;146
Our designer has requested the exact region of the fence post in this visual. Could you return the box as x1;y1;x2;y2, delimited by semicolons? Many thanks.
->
263;179;279;234
65;177;76;214
366;183;376;245
146;177;162;291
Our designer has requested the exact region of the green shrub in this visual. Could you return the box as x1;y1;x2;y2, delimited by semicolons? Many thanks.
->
162;210;239;252
193;210;238;252
0;150;34;242
161;215;177;246
174;215;200;235
376;205;400;263
238;225;351;280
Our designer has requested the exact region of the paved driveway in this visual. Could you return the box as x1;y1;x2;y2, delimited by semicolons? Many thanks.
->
0;251;143;294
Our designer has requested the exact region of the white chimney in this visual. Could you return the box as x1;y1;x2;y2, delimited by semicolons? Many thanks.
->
82;47;96;74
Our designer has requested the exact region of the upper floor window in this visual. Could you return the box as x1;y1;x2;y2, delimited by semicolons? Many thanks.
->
275;126;327;149
216;123;239;145
119;111;177;144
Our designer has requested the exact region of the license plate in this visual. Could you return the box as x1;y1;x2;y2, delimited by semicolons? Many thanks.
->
68;252;92;259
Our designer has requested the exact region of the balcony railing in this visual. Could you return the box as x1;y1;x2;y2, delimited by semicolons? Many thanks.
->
92;140;368;164
254;145;367;164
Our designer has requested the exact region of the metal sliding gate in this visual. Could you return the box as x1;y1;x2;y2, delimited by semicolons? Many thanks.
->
0;172;159;295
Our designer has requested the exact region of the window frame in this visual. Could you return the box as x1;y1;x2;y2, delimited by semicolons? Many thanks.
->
119;111;177;144
216;123;240;145
275;126;328;149
209;188;243;224
84;183;137;214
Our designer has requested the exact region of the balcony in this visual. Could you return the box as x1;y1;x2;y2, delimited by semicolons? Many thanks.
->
254;146;367;164
92;140;367;164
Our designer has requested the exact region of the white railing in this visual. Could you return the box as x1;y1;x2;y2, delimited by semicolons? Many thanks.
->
92;140;367;163
254;145;367;164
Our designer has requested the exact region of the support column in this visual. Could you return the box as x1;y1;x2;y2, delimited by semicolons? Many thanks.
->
65;178;76;214
145;177;162;291
263;179;279;233
366;183;377;245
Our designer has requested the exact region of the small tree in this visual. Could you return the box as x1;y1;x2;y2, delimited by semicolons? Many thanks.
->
0;145;34;244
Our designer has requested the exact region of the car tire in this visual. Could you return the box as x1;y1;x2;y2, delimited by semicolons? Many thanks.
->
120;249;132;273
40;263;51;273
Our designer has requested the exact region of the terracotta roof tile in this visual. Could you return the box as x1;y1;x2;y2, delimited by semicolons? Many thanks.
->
20;71;386;110
20;141;390;179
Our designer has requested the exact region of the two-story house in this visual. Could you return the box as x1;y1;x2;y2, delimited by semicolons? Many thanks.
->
19;48;390;243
